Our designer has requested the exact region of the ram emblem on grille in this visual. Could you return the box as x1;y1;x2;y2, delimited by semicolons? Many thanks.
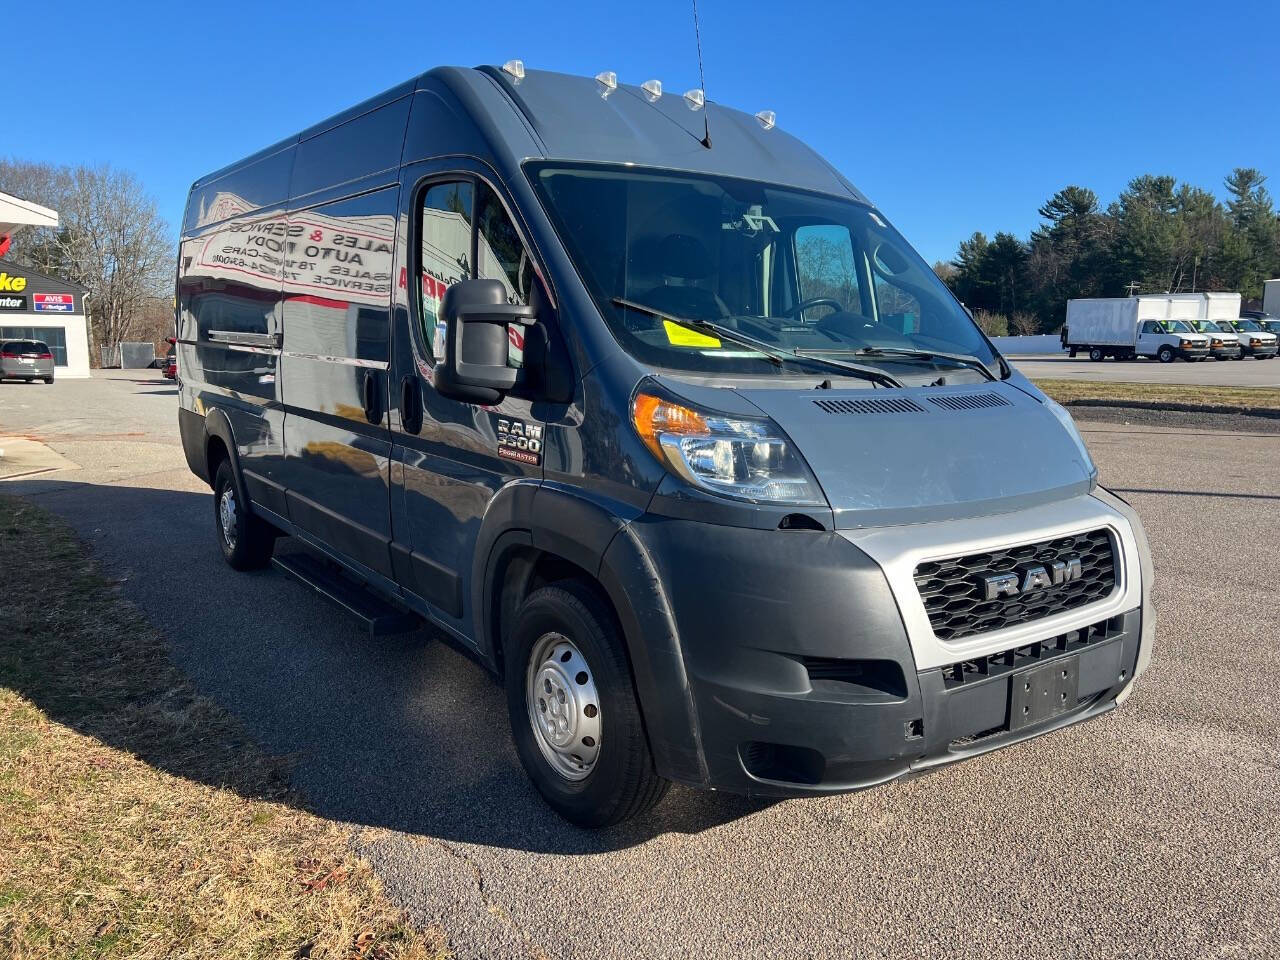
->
980;557;1083;601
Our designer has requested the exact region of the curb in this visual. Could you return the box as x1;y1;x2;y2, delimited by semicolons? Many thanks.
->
1063;398;1280;420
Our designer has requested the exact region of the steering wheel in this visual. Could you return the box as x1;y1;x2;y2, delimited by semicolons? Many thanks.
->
783;297;844;319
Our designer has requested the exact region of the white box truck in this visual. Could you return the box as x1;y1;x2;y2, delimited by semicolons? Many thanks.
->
1065;296;1211;362
1169;292;1243;359
1264;279;1280;316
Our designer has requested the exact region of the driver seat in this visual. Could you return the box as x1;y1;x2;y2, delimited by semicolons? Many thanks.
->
636;234;731;321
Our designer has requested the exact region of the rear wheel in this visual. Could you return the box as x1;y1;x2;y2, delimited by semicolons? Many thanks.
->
212;459;275;570
42;376;54;384
505;582;669;827
1157;346;1175;363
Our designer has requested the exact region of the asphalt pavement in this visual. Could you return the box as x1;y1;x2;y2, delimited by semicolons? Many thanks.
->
2;370;1278;959
1012;352;1280;386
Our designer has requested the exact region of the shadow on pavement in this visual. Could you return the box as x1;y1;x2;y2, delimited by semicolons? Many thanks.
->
5;477;773;855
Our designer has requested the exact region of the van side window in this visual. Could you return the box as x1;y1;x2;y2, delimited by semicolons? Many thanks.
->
795;224;860;320
1141;320;1161;334
476;183;536;367
419;180;473;358
476;184;533;306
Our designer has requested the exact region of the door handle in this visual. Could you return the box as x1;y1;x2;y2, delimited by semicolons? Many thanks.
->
400;375;422;434
361;370;380;424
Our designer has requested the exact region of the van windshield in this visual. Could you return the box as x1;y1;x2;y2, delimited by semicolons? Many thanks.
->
529;163;996;376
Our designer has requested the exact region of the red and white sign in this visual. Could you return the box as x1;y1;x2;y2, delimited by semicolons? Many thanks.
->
33;293;75;313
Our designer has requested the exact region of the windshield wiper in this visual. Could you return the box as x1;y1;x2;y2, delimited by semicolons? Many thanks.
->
611;298;903;388
796;346;1001;382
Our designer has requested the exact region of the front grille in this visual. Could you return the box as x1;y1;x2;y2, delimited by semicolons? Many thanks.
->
940;615;1122;689
914;529;1116;641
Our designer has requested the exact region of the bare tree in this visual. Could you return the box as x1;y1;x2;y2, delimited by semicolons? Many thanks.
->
1008;311;1040;336
0;158;173;362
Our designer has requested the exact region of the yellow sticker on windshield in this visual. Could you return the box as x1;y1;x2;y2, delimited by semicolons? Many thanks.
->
663;319;721;348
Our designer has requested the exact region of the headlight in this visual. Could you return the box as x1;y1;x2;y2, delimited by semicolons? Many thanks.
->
632;391;824;504
1179;339;1194;348
1044;397;1097;481
1249;338;1262;346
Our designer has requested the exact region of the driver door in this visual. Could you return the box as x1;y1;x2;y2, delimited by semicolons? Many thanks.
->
1137;320;1165;354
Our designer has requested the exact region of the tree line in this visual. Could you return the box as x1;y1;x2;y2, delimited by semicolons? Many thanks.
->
1;158;173;361
934;168;1279;336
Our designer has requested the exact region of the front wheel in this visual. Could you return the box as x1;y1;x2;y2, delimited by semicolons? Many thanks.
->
1088;347;1104;362
212;459;275;570
1157;346;1175;363
505;582;669;827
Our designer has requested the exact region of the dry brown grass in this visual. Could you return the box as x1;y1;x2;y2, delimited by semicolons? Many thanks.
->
1033;378;1280;411
0;495;450;960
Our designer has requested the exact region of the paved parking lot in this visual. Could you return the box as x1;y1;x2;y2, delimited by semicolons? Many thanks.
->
3;370;1278;959
1013;352;1280;386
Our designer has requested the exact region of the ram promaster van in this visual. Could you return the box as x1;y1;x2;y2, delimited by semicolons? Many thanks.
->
176;64;1155;826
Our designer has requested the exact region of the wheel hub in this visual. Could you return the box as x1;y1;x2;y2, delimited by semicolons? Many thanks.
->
219;487;238;549
526;633;601;781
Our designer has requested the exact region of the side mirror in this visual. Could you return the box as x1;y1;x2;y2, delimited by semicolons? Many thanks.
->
433;278;535;404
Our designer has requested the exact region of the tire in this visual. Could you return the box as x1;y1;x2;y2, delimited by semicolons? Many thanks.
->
1088;347;1104;362
505;582;669;827
212;459;275;570
42;376;54;384
1157;346;1175;364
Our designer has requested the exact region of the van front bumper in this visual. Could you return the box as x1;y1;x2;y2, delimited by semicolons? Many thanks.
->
1241;342;1278;358
1177;346;1210;360
605;492;1153;797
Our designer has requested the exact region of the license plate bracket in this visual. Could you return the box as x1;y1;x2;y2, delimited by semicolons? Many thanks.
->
1009;655;1080;731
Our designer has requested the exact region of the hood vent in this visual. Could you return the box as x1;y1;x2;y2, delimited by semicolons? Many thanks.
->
814;397;927;415
926;392;1010;411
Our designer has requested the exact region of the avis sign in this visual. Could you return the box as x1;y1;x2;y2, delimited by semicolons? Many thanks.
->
34;293;75;313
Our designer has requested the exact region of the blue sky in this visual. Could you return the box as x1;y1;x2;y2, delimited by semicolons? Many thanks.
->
4;0;1275;264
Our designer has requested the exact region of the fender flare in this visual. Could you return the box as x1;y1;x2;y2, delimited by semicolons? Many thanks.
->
472;483;708;787
202;407;250;510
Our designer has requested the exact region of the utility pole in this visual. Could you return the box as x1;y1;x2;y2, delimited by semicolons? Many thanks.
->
1124;280;1141;296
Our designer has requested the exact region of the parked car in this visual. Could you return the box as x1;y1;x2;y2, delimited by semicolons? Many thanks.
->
1222;318;1278;358
0;339;55;383
176;63;1155;827
163;350;176;380
1186;319;1242;360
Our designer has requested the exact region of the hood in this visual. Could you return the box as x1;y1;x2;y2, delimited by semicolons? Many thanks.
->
735;382;1095;530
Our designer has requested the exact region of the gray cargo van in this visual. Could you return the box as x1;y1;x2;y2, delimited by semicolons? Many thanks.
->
176;64;1155;826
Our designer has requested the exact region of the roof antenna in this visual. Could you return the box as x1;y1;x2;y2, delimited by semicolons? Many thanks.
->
691;0;712;148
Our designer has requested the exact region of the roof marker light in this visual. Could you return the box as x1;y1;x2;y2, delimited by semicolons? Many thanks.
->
596;70;618;97
641;79;663;102
755;109;776;130
683;88;705;111
502;59;525;81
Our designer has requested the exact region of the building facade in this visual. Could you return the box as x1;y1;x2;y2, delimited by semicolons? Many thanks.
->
0;259;91;378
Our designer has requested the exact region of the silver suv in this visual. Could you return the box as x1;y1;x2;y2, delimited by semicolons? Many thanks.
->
0;340;55;383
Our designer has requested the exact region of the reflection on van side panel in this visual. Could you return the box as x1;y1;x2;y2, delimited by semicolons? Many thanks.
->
177;65;1156;828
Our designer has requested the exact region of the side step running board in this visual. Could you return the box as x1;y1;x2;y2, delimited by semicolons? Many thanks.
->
272;551;421;638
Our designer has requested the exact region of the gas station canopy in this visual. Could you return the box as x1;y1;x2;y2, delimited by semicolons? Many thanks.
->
0;191;59;257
